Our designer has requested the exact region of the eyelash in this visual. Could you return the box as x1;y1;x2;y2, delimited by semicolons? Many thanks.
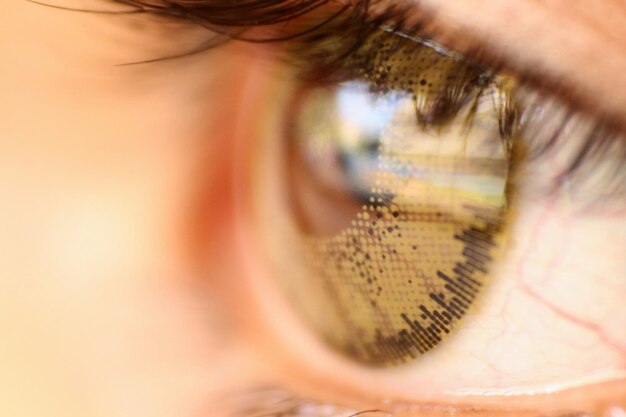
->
101;0;625;204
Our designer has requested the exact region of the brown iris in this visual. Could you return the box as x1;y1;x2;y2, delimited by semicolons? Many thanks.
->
256;32;517;365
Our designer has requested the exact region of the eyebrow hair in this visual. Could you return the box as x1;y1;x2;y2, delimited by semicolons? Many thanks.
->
91;0;626;133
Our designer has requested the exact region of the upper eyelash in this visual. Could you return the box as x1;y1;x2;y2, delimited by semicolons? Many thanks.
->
99;0;626;134
105;0;355;36
45;0;625;132
42;0;626;202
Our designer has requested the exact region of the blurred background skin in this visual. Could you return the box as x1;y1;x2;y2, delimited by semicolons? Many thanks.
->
1;1;625;417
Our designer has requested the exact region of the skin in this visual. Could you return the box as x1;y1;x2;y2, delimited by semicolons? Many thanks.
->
0;0;625;416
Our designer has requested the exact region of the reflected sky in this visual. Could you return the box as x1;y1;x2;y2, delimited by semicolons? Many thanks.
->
333;82;507;203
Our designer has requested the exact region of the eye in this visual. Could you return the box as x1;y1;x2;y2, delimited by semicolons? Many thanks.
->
237;18;626;400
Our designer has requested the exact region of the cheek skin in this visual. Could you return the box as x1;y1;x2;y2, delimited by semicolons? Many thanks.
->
0;3;266;416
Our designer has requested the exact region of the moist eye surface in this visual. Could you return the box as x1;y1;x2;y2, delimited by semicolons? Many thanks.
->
254;29;517;366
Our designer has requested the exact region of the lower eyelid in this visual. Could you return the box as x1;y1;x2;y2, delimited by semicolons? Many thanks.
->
212;383;626;417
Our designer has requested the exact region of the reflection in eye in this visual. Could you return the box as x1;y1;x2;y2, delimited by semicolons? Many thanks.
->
252;27;626;367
